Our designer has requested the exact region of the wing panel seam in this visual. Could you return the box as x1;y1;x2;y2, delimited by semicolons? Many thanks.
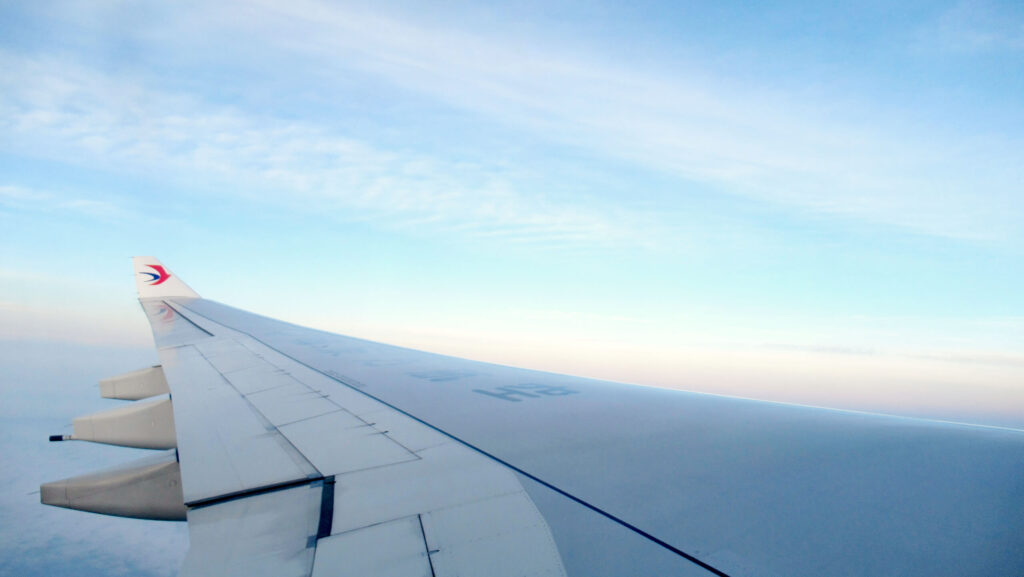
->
187;475;323;509
316;476;335;539
417;513;438;577
185;338;324;478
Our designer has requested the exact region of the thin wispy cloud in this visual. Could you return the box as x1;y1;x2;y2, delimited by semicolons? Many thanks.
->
0;184;50;202
764;341;1024;370
6;2;1022;247
925;0;1024;52
0;52;658;250
0;184;134;220
227;0;1023;242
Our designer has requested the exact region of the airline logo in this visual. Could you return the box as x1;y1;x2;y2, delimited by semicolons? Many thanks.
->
140;264;171;285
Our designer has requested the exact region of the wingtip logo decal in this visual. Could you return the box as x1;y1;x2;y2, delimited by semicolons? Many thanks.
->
141;264;171;285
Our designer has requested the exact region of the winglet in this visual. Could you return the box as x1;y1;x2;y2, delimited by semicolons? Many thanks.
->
132;257;200;299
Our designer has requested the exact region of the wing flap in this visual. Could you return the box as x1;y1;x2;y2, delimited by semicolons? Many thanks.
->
312;516;433;577
181;482;323;577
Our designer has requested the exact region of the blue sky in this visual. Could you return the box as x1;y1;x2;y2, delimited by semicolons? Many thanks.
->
1;1;1023;570
2;0;1023;409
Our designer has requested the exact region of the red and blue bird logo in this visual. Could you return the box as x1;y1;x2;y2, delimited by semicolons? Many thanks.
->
140;264;171;285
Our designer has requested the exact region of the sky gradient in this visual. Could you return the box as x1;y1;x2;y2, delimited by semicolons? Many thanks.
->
1;1;1023;571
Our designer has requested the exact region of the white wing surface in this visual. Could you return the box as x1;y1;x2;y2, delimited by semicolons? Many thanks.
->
43;258;1024;577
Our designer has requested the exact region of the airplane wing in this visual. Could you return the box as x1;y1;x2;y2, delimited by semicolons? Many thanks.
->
43;257;1024;576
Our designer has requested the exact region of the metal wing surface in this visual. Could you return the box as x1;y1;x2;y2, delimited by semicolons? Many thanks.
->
46;258;1024;577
